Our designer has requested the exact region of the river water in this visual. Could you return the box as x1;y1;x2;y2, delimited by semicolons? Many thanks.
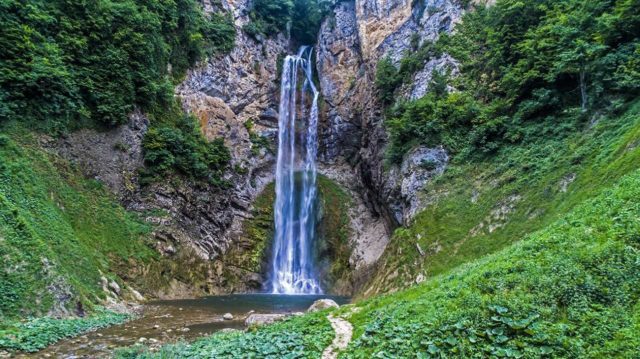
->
16;294;348;358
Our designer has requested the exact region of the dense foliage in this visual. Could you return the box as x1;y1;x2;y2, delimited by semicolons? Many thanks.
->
141;109;230;185
115;312;333;358
0;0;234;184
379;0;640;162
0;0;234;130
0;309;129;352
244;0;332;44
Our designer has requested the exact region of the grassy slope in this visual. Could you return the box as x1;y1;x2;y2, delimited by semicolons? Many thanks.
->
365;101;640;295
0;125;160;351
338;168;640;358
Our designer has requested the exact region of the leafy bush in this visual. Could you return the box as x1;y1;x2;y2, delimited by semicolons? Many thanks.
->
0;309;129;353
142;112;230;186
243;0;332;44
115;312;333;358
244;0;294;39
383;0;640;162
0;0;235;130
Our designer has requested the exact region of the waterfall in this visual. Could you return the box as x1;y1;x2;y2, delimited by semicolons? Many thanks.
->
270;46;322;295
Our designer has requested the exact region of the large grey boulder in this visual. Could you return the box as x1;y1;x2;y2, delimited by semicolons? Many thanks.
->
307;299;340;313
244;313;286;327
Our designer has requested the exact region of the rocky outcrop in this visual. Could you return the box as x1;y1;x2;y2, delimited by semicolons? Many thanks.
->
51;1;288;297
316;0;465;227
244;313;286;326
384;146;449;224
307;299;339;312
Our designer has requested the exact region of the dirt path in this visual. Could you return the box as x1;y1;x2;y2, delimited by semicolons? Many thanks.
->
322;313;353;359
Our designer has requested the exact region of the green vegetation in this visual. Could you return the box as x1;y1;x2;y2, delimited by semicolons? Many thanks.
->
341;169;640;358
0;309;129;352
244;0;332;44
0;0;234;184
368;96;640;294
0;0;235;130
0;125;220;352
378;0;640;162
141;106;230;186
0;126;157;320
115;311;333;358
316;175;353;289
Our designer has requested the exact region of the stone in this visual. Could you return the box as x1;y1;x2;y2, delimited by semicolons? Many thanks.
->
223;313;234;320
138;337;147;343
244;313;286;327
307;299;340;313
128;287;145;302
108;281;121;296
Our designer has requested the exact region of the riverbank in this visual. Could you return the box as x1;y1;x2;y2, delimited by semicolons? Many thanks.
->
2;295;349;358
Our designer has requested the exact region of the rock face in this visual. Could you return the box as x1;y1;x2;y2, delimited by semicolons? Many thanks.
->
307;299;340;312
51;1;287;297
50;0;469;298
244;313;286;326
316;0;465;227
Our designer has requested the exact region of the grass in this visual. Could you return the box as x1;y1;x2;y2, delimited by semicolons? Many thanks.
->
339;168;640;358
365;100;640;294
0;124;157;321
0;308;130;352
0;124;186;353
115;311;334;358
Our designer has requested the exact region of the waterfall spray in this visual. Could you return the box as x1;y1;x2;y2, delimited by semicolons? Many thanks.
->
270;46;322;295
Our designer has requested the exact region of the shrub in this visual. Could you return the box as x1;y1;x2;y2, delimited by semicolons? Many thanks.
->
142;113;230;186
0;0;235;130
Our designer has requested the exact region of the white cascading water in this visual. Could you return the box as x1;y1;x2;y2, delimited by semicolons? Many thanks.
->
270;46;322;295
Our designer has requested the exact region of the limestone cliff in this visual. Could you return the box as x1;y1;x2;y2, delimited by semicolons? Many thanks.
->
316;0;465;227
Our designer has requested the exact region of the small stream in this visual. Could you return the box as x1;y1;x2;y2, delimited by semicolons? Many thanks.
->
17;294;349;359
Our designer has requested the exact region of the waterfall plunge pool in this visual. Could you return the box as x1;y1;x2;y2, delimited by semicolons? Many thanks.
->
18;294;350;358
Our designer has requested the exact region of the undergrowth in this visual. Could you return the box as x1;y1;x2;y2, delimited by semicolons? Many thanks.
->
115;311;333;358
0;308;130;353
341;169;640;358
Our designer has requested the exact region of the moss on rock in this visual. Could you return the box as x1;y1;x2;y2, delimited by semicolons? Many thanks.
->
226;175;354;294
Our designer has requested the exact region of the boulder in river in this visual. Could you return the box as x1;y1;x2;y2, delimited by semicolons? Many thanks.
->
244;313;286;327
307;299;339;312
223;313;234;320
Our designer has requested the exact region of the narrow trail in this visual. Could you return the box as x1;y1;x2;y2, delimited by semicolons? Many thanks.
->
322;313;353;359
